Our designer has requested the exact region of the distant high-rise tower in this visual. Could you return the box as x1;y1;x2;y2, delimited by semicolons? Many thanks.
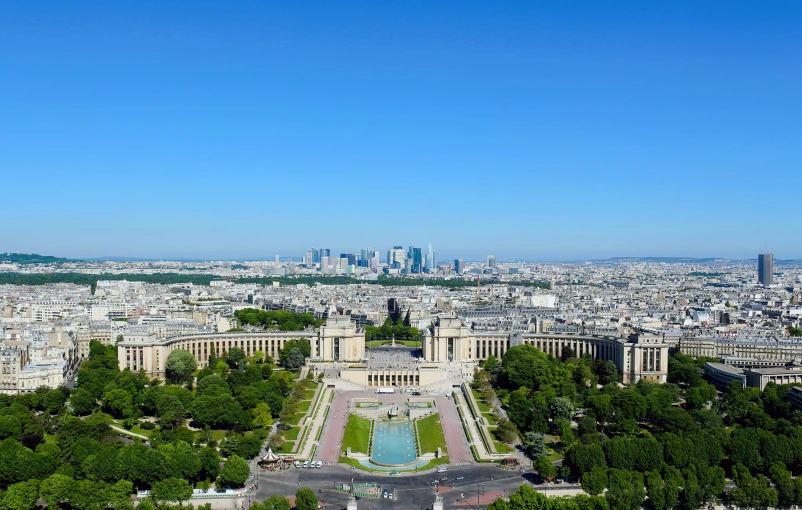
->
426;244;435;273
758;253;774;286
388;246;405;269
409;247;423;274
487;255;497;268
454;259;464;275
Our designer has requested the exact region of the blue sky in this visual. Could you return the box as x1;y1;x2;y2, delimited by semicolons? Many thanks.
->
1;1;800;261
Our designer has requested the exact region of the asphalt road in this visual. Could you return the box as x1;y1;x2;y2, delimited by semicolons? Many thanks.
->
250;464;534;510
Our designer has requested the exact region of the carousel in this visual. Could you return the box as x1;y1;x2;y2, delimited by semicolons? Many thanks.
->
258;448;291;471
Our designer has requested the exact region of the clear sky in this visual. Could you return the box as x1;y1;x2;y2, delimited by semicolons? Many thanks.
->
1;2;800;261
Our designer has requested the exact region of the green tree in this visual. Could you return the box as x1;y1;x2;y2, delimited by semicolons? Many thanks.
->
551;397;575;422
581;467;608;496
535;456;556;480
198;447;221;481
295;488;318;510
3;480;39;510
227;347;246;369
509;484;551;509
555;419;575;447
663;466;683;510
43;389;67;414
645;471;666;510
769;462;795;506
151;477;193;505
39;473;74;508
166;349;197;384
501;344;557;390
284;349;306;370
495;419;518;443
606;469;645;510
219;455;249;487
69;388;96;415
252;402;274;429
0;416;21;441
597;360;618;385
192;395;243;428
101;389;134;418
157;395;187;429
523;431;545;459
565;442;606;476
263;495;292;510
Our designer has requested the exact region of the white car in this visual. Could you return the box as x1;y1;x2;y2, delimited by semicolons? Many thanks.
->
294;461;301;469
303;461;309;469
436;467;447;473
316;460;323;468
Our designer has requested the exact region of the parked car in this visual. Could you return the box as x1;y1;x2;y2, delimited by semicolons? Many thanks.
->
383;489;389;499
303;461;309;469
455;476;464;480
316;461;323;468
294;461;301;468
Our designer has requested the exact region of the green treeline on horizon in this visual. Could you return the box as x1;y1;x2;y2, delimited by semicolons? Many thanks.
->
0;272;550;292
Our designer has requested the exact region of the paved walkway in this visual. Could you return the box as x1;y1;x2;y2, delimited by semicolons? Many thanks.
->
109;424;149;441
317;391;354;462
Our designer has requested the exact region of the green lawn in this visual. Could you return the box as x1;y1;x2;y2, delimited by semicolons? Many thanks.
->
493;441;514;453
471;389;492;413
129;425;154;438
489;427;515;453
283;426;301;441
305;389;316;399
195;429;227;443
342;414;371;454
482;413;498;425
417;414;447;455
290;412;306;425
298;400;312;413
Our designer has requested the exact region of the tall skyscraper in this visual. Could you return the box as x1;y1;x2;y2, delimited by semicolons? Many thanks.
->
758;253;774;286
426;244;436;273
487;255;496;268
388;246;405;269
305;250;313;267
312;249;320;264
454;259;464;275
409;246;423;274
321;248;330;258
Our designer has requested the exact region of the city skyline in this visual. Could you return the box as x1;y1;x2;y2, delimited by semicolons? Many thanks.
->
1;2;801;259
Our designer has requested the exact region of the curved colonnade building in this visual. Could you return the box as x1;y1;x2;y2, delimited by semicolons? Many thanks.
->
118;314;668;385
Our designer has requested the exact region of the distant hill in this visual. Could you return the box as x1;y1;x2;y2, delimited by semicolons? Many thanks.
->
604;257;732;264
0;253;70;265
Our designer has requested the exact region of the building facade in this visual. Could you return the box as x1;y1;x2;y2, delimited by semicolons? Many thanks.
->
117;314;667;384
758;253;774;286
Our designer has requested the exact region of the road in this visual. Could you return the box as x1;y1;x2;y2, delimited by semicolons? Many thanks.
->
249;464;535;510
